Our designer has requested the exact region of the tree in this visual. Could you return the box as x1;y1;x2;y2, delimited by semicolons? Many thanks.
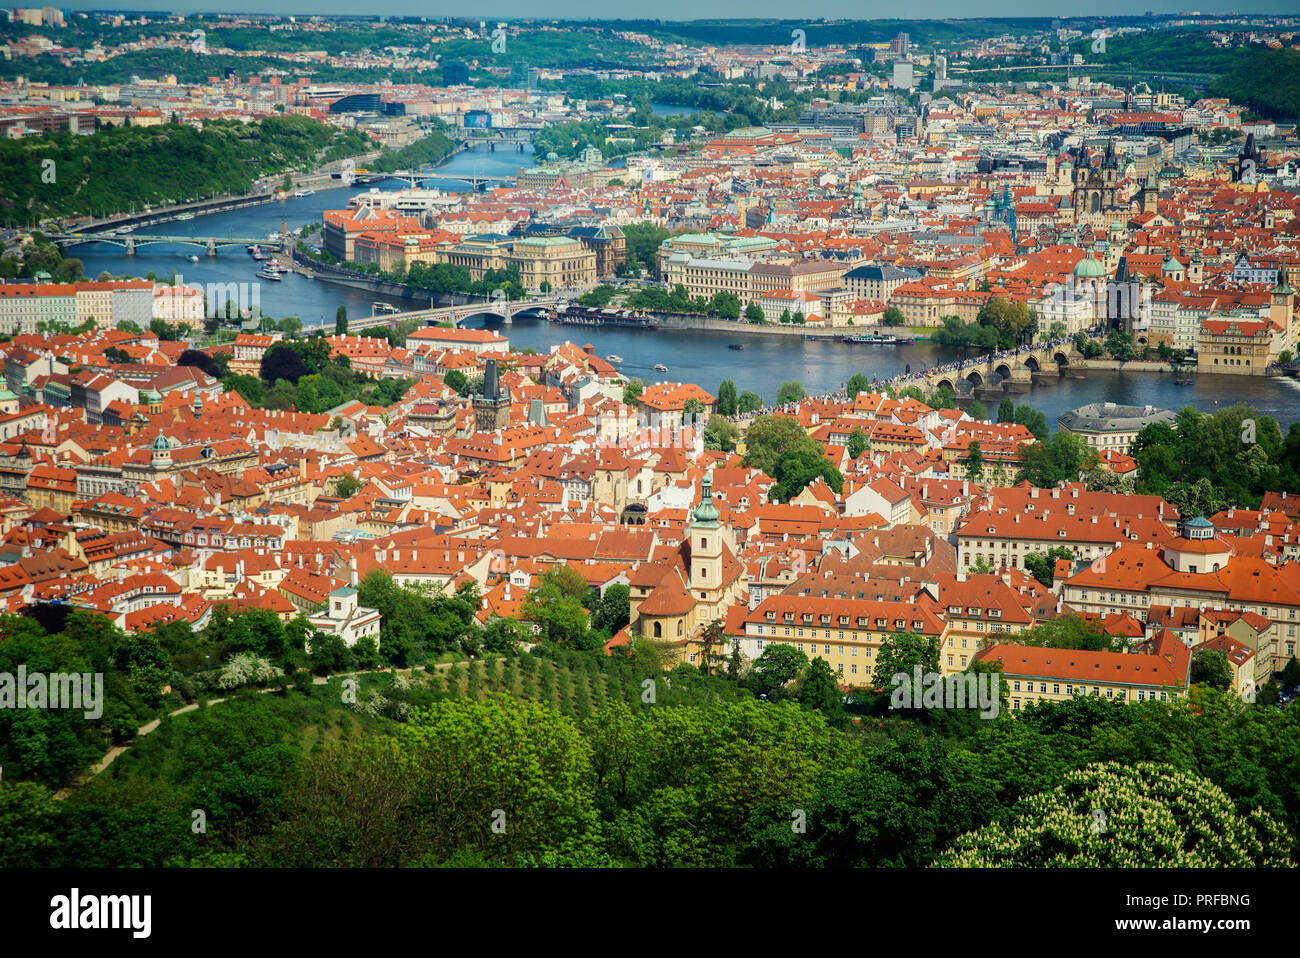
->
798;657;843;717
333;474;364;498
177;348;219;378
697;619;726;676
592;584;630;635
278;316;303;338
744;302;765;322
776;381;806;405
845;373;872;399
1190;648;1234;690
260;344;307;384
102;346;131;364
872;631;940;688
716;379;738;416
622;379;646;406
846;427;868;460
742;415;810;474
771;447;843;502
964;440;984;482
997;398;1015;423
750;643;809;695
1281;657;1300;690
1104;330;1136;362
967;400;987;422
738;391;763;414
882;306;905;327
1023;546;1075;587
703;415;739;452
335;304;348;337
937;762;1291;867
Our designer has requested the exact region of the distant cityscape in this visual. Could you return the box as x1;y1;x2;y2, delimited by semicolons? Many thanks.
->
0;9;1298;890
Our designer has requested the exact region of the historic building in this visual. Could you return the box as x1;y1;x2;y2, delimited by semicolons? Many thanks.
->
630;472;747;666
1070;140;1121;225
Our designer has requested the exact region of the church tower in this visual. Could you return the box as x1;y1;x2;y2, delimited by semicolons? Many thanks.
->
689;471;723;596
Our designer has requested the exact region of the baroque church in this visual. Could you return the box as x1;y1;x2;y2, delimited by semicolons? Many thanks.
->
627;471;748;665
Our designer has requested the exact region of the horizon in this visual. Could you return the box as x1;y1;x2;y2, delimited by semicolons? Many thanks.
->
43;4;1300;23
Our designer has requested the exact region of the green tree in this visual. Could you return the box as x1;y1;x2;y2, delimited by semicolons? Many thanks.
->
798;657;844;718
750;644;809;695
622;379;646;406
1190;648;1233;690
738;391;763;414
882;306;905;327
1023;546;1075;587
593;584;631;635
968;400;988;421
335;304;348;337
845;373;872;399
964;440;984;482
846;427;868;460
744;302;765;322
872;631;941;688
716;379;738;416
776;381;806;405
703;415;739;452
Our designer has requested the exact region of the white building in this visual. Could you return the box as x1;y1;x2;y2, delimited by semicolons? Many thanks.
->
307;587;382;649
152;284;205;326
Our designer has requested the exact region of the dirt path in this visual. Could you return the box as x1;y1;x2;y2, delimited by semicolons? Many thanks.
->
53;659;495;799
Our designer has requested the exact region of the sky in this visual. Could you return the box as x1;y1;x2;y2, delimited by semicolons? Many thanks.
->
59;3;1300;22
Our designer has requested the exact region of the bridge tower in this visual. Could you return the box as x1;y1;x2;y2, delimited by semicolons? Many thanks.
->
124;238;135;256
206;238;217;257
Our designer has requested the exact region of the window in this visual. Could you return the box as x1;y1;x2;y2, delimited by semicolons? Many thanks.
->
1013;680;1021;691
1052;684;1060;695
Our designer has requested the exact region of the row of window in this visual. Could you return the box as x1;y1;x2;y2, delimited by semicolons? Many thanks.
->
1011;680;1171;701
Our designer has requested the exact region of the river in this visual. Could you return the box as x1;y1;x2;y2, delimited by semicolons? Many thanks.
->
67;142;1300;428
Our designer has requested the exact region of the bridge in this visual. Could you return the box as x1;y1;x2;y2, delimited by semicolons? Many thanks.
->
378;170;506;190
347;297;562;332
887;342;1082;398
45;233;282;256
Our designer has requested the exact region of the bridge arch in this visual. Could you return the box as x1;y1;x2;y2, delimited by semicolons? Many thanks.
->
966;370;984;387
994;363;1013;383
1053;351;1070;370
935;377;955;393
1024;355;1041;373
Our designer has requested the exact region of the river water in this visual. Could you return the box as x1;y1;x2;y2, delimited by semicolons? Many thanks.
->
69;143;1300;427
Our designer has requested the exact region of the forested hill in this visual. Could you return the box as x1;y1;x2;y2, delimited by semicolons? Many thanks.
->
0;114;371;224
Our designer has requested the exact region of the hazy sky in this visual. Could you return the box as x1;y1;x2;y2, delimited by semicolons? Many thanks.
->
59;3;1300;22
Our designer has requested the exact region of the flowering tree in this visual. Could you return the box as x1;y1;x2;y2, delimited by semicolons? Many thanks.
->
936;761;1291;867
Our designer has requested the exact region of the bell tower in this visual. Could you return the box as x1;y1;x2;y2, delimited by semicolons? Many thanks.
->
689;471;723;595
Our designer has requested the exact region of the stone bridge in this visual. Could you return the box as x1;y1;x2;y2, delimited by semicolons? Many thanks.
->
892;342;1082;398
348;298;561;332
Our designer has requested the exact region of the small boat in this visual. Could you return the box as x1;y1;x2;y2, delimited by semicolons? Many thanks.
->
188;254;200;262
175;212;195;221
256;268;283;281
1173;378;1193;385
606;354;624;364
251;250;265;260
293;189;315;197
264;261;288;273
728;343;745;350
654;363;668;372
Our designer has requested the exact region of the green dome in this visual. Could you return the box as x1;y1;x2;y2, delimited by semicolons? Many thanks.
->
152;434;170;451
692;474;720;526
1072;255;1106;279
1161;255;1182;273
